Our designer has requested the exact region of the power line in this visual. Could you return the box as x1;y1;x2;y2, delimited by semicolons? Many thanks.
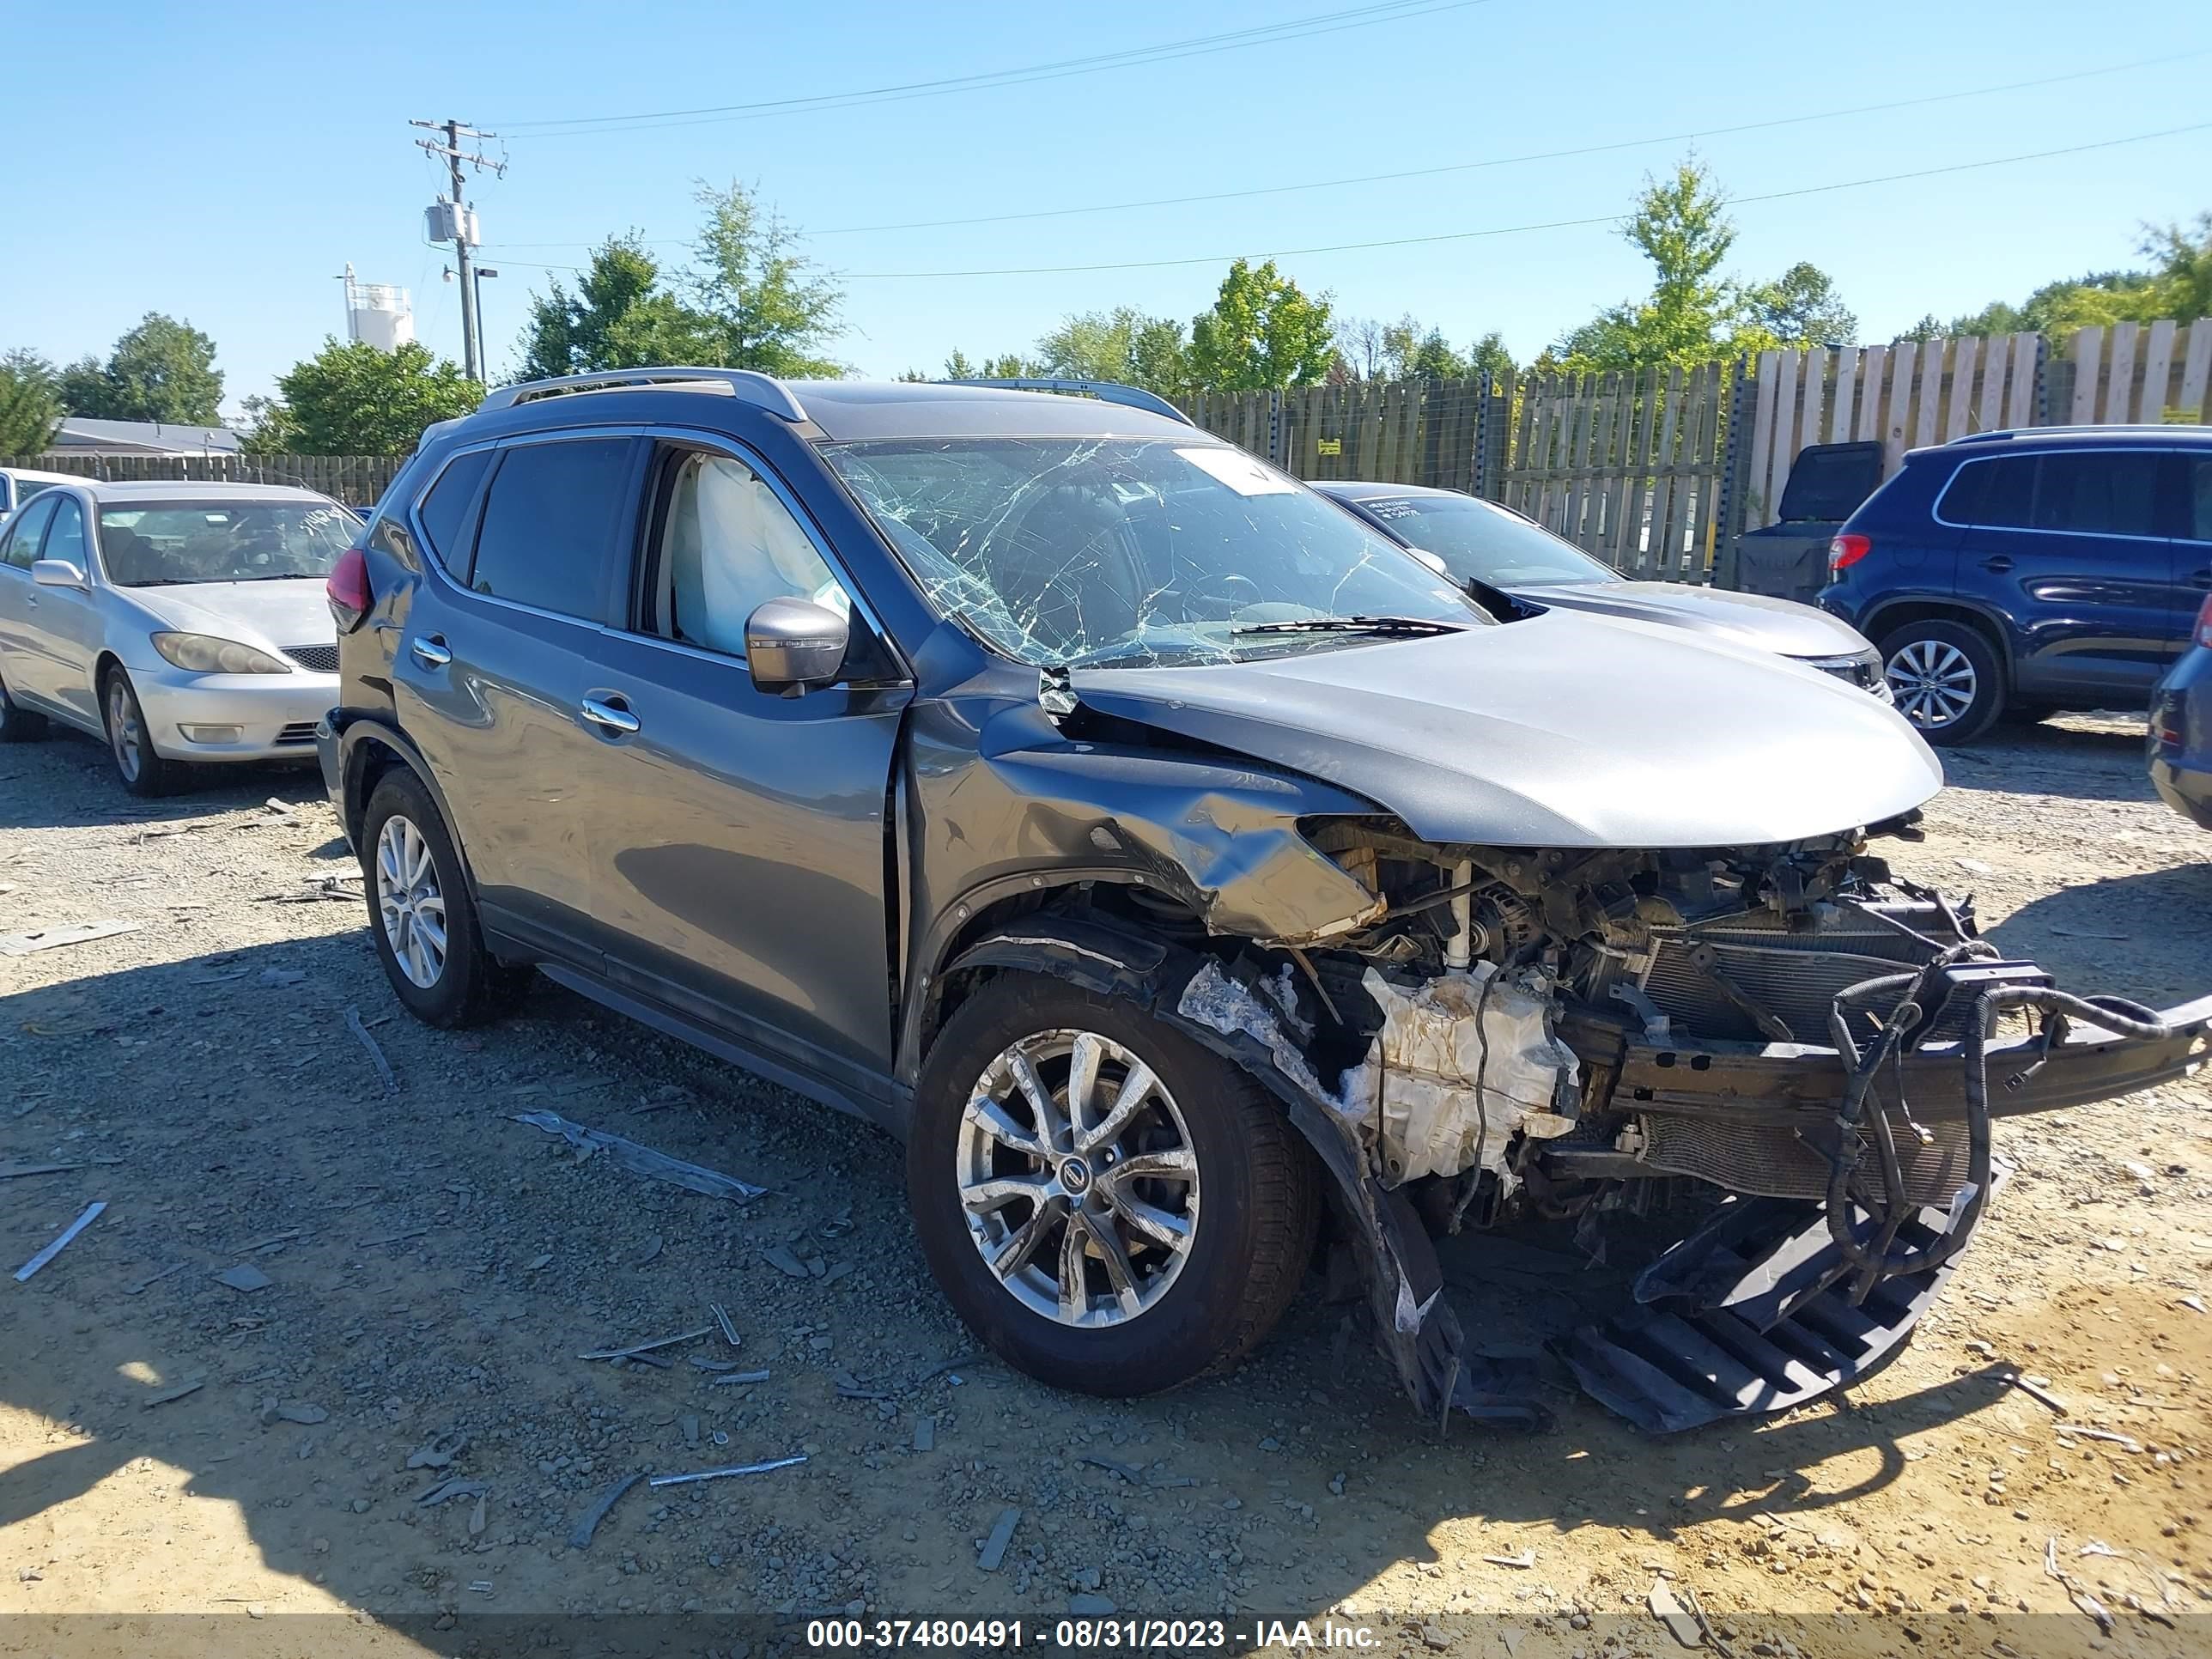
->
494;0;1486;136
806;46;2212;236
411;118;505;380
480;46;2208;254
820;121;2212;280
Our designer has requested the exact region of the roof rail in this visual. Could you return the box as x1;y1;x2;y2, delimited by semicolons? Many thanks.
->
1948;422;2199;446
479;368;808;422
942;377;1194;426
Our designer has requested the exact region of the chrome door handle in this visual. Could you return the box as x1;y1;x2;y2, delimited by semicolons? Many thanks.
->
410;636;452;669
1979;556;2014;574
580;696;640;735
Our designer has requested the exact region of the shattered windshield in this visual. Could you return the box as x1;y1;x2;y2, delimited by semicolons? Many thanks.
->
821;437;1489;667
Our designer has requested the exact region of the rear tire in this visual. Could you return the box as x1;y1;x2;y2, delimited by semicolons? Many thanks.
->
1879;620;2004;744
360;769;529;1028
908;975;1319;1397
0;672;47;743
102;668;185;796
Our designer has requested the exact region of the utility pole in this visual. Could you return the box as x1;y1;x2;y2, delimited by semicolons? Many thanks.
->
410;118;503;382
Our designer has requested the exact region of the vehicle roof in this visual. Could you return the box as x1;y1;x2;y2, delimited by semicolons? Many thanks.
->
1312;480;1474;502
1926;423;2212;456
453;375;1212;446
0;466;82;484
64;480;340;504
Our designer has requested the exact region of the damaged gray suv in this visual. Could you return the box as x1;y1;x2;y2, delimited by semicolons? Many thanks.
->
321;371;2211;1431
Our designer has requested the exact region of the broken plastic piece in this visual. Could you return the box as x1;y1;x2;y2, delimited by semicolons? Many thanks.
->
568;1472;641;1550
977;1506;1021;1571
15;1200;106;1282
647;1453;805;1488
578;1327;712;1362
510;1109;766;1200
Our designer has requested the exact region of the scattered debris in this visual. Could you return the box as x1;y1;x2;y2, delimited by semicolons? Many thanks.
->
680;1415;699;1448
2180;1296;2206;1315
2002;1371;2068;1414
763;1244;809;1278
913;1417;934;1453
710;1300;740;1347
977;1506;1021;1572
2078;1540;2123;1559
345;1006;398;1094
261;1401;329;1426
125;1261;189;1295
647;1453;805;1489
508;1109;766;1200
262;797;298;817
258;968;306;988
525;1253;554;1272
0;1162;82;1180
140;1377;205;1410
2056;1424;2142;1452
690;1355;741;1373
568;1473;641;1551
579;1327;712;1363
236;1230;301;1255
632;1235;663;1267
415;1477;488;1506
2050;926;2129;941
1079;1455;1145;1484
469;1491;487;1536
14;1200;106;1282
1482;1548;1537;1569
408;1432;465;1470
1068;1593;1116;1618
356;1228;428;1249
0;920;138;956
214;1263;272;1293
2045;1535;2116;1635
1645;1579;1703;1649
466;1580;492;1595
710;1370;771;1387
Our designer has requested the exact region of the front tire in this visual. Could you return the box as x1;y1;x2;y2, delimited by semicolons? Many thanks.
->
909;975;1319;1397
102;669;185;796
360;770;527;1028
1880;620;2004;744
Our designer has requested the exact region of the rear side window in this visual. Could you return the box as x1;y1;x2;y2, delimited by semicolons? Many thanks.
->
467;439;635;620
416;447;494;571
1945;450;2160;537
2184;455;2212;543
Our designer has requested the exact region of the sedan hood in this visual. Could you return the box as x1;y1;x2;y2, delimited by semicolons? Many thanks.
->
125;580;335;649
1511;580;1871;659
1069;611;1941;848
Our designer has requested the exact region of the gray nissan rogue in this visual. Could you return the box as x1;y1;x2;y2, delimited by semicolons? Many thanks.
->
321;369;2209;1431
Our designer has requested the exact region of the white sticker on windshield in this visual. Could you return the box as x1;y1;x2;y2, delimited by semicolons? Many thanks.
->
1175;447;1298;496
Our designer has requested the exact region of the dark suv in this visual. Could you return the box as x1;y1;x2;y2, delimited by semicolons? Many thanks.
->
318;369;2209;1430
1820;425;2212;743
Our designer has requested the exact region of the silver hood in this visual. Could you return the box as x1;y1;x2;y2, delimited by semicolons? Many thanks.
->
1510;580;1873;659
120;579;335;650
1070;611;1942;848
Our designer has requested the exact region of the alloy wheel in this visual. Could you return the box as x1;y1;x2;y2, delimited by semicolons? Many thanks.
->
1885;638;1978;730
107;678;143;781
955;1029;1200;1328
375;814;448;989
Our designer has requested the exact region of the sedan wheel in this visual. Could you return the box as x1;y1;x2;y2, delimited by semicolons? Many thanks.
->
956;1029;1200;1328
375;814;448;989
108;677;143;782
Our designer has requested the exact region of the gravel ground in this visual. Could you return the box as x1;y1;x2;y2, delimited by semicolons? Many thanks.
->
1;713;2208;1656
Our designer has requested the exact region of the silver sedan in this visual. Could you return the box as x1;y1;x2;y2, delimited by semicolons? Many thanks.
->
0;480;357;795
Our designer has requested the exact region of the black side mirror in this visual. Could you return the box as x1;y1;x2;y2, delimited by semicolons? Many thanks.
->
744;597;849;696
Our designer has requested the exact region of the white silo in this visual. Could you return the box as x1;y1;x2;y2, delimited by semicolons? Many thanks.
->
341;264;416;350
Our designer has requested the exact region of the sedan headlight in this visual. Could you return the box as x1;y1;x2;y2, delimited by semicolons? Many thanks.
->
149;632;292;675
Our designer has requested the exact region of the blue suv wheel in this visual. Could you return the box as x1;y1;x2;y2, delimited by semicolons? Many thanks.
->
1878;618;2004;744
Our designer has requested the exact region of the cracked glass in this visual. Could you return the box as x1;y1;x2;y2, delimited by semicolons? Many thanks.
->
821;437;1490;669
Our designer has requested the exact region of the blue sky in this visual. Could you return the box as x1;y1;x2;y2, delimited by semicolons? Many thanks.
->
5;0;2207;418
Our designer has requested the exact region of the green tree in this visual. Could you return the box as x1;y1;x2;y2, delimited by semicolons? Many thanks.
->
1930;215;2208;339
1031;307;1189;394
251;339;482;456
62;313;225;424
687;180;845;376
1188;258;1334;390
0;349;64;454
1745;262;1858;346
2143;211;2212;322
519;234;718;379
1468;330;1516;382
942;349;1032;380
1552;160;1759;371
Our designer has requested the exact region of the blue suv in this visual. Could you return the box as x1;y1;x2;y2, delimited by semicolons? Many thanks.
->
1820;426;2212;743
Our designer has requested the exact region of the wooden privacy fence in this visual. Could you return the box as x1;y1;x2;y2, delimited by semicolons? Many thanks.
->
1741;320;2212;530
3;452;404;505
1182;378;1493;496
1497;363;1738;582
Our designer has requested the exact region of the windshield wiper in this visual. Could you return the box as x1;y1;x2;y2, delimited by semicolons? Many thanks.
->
1234;614;1467;637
